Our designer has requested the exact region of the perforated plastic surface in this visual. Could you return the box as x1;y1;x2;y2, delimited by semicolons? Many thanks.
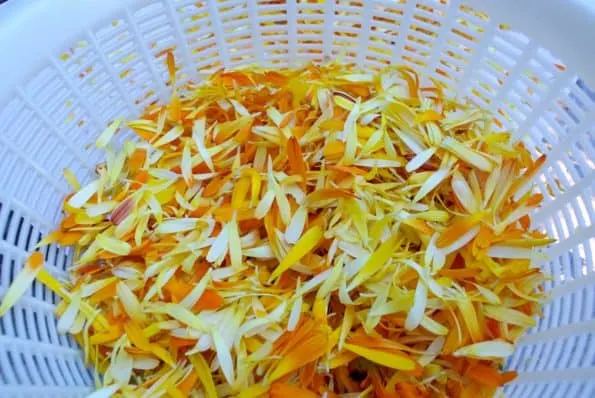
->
0;0;593;397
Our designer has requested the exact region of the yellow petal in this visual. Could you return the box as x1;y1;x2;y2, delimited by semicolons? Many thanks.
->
96;234;131;256
189;353;217;398
96;118;122;148
348;234;398;290
63;168;81;191
441;137;494;172
238;385;269;398
270;226;323;280
457;296;482;343
484;305;537;327
228;214;243;269
0;252;44;316
343;343;418;372
116;282;146;323
68;180;99;208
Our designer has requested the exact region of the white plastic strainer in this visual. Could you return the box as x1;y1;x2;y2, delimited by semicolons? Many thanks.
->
0;0;594;397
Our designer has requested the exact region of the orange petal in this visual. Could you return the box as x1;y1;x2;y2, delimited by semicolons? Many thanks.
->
269;331;327;381
396;383;421;398
29;252;45;269
508;155;546;198
328;165;368;176
438;268;480;279
89;281;117;304
306;188;356;203
169;93;181;122
274;318;317;354
128;148;147;173
219;71;254;86
466;364;517;387
134;170;149;185
60;214;78;230
287;136;307;178
204;174;231;197
167;51;176;83
213;206;255;222
234;118;253;144
270;383;318;398
436;215;482;248
399;66;420;98
177;371;199;396
131;127;155;141
57;231;85;246
170;336;198;348
264;71;288;85
193;290;224;311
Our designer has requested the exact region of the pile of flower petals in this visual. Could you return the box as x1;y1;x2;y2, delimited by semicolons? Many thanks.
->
0;57;552;398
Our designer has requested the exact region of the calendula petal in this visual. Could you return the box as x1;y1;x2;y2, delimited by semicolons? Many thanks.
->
96;119;122;148
68;180;99;208
0;61;551;397
268;327;326;381
453;340;515;359
0;252;44;316
343;343;420;372
189;353;217;398
348;234;398;290
270;226;323;280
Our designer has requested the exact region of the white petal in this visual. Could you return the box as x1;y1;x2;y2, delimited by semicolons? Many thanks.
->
354;158;402;168
243;245;275;259
116;282;146;322
193;119;214;171
414;168;450;202
96;119;122;148
206;224;229;263
488;245;533;259
57;292;81;334
213;330;235;384
287;295;302;331
406;147;437;173
111;348;133;385
86;385;120;398
418;337;445;366
154;125;184;147
133;356;160;370
451;170;479;213
255;190;275;219
405;280;427;330
68;180;99;208
285;206;307;244
155;218;199;234
182;141;193;185
453;340;515;359
86;201;117;217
